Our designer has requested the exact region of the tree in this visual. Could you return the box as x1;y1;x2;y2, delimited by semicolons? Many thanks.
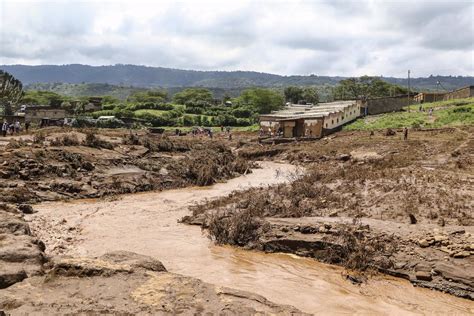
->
127;90;167;103
332;76;408;100
0;71;23;115
284;86;304;104
237;88;284;114
22;90;67;107
173;88;213;106
302;87;319;104
284;86;319;104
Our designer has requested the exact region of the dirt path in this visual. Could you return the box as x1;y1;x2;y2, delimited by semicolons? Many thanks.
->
27;162;474;315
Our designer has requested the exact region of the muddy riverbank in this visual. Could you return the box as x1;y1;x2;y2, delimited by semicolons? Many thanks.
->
22;161;474;314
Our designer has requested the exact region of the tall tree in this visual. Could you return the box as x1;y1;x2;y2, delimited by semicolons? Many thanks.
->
0;70;23;115
238;88;284;114
332;76;408;100
284;86;304;104
173;88;213;106
302;87;319;104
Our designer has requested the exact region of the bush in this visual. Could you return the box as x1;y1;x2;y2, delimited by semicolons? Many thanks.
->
126;102;174;111
207;208;269;246
82;132;114;149
51;134;80;146
232;107;254;118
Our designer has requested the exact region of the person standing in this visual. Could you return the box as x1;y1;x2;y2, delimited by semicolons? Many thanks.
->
25;121;30;132
14;121;20;134
1;121;7;137
403;127;408;141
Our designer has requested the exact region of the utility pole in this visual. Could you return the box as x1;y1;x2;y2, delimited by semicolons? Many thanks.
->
407;70;411;108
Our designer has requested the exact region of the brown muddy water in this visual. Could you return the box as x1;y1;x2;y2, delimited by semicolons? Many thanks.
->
28;162;474;315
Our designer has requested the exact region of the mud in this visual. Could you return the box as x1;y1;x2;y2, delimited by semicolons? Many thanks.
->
22;162;474;314
0;129;251;203
1;251;305;315
186;128;474;300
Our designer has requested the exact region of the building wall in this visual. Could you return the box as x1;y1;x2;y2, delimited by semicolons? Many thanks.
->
321;103;359;130
362;95;413;115
443;86;474;101
415;93;446;103
303;119;322;138
25;109;66;123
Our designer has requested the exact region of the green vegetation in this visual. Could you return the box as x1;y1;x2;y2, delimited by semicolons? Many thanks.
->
405;97;474;111
0;70;23;115
345;98;474;130
333;76;407;100
84;87;284;127
284;86;319;104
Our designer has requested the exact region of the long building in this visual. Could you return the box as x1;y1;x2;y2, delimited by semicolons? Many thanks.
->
259;100;360;138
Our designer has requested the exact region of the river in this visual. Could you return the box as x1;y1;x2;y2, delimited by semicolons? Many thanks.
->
27;161;474;315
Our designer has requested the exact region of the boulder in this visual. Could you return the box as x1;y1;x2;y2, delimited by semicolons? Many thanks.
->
418;239;433;248
99;251;167;272
0;262;27;289
452;251;470;258
415;271;432;281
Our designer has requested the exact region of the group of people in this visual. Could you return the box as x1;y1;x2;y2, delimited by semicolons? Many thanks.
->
2;120;29;137
184;126;232;140
418;105;434;116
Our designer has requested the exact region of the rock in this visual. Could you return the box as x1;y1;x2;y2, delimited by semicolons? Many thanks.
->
434;235;448;243
415;271;432;281
0;262;27;289
99;251;166;273
50;258;133;277
434;262;474;287
415;264;432;272
300;226;317;234
450;229;465;235
452;251;470;258
418;239;433;248
0;253;307;315
17;204;34;214
337;154;351;162
0;213;31;235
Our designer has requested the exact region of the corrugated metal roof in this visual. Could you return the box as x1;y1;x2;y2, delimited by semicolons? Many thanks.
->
261;101;357;120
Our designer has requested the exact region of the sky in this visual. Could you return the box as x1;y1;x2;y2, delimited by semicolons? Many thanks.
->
0;0;473;77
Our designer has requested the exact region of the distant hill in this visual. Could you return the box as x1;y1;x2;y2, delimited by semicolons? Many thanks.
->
2;64;473;92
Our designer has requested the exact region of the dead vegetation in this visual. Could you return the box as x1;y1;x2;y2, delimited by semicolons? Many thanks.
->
207;208;269;246
0;129;252;203
83;131;114;149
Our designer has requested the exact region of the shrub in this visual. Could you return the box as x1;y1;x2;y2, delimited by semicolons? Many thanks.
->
33;132;46;144
82;132;114;149
207;208;269;246
51;134;80;146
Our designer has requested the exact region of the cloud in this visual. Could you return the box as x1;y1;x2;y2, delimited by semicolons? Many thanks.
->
0;0;472;76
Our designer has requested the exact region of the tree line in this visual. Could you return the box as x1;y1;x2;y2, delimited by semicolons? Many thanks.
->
1;71;410;127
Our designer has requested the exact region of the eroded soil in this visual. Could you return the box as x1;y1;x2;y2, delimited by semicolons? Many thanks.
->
186;127;474;300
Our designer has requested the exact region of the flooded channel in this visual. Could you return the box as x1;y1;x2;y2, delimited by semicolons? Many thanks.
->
28;162;474;315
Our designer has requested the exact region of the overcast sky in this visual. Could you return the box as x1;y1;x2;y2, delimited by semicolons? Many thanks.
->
1;0;473;77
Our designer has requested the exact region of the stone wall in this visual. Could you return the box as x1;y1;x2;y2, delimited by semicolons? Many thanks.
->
362;95;414;115
443;86;474;101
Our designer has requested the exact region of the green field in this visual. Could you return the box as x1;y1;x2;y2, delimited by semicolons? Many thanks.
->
345;98;474;130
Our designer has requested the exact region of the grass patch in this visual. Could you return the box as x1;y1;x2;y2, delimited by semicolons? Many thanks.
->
345;102;474;130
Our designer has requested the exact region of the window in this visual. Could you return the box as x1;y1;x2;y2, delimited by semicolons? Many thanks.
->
325;123;328;128
332;120;334;124
337;118;339;123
